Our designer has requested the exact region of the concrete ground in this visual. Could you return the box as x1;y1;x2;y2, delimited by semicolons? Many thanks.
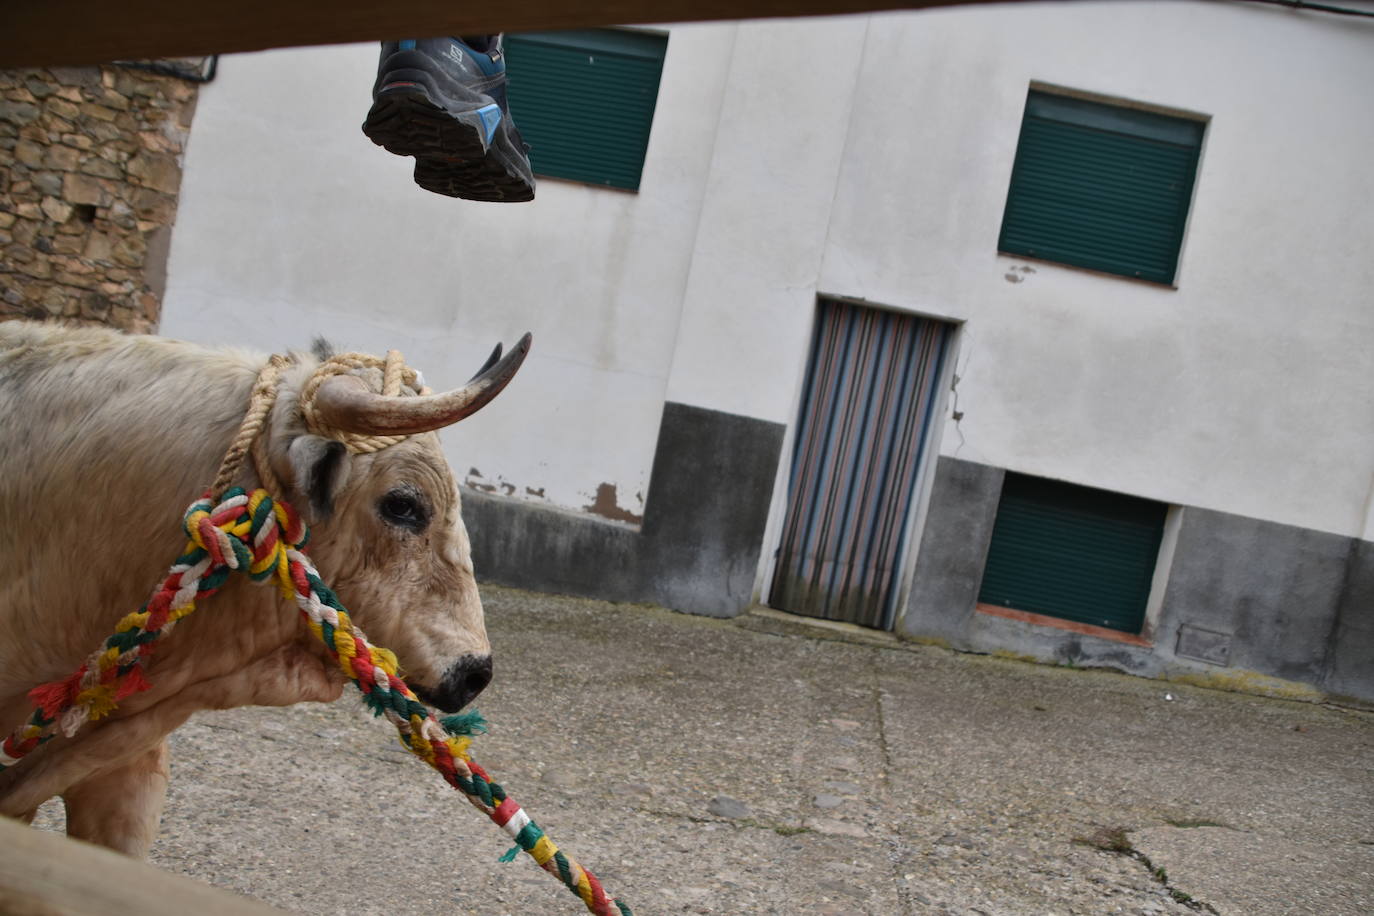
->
34;586;1374;915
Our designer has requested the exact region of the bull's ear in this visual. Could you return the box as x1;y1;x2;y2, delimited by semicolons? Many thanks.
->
287;435;351;522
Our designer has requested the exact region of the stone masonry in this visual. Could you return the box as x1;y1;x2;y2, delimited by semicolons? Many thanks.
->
0;65;199;333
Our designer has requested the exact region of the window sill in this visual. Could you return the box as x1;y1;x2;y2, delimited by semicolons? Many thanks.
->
976;603;1152;648
533;173;641;195
996;251;1179;290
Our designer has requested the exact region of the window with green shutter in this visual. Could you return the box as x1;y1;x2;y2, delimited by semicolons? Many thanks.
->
998;88;1206;286
977;473;1167;634
503;29;667;191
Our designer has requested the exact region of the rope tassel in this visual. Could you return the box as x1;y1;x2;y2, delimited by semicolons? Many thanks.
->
1;487;632;916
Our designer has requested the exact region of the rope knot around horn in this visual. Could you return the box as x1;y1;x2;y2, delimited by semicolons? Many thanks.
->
209;335;530;498
300;349;430;455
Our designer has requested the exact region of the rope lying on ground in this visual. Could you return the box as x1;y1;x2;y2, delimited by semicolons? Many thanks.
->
1;351;632;916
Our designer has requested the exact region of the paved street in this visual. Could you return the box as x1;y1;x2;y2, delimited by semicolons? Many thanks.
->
34;586;1374;914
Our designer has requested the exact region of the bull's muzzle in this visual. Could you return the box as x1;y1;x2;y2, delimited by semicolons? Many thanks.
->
413;654;493;712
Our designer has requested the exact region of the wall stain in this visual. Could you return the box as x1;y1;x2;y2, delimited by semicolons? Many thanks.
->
465;467;551;502
464;471;640;523
464;467;497;494
583;482;644;525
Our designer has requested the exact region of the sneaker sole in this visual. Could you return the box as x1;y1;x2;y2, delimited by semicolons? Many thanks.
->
363;85;535;203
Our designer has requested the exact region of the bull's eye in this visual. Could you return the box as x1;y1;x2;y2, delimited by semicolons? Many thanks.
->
378;488;429;532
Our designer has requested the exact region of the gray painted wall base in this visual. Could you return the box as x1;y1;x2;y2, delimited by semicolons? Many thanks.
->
1328;538;1374;702
462;400;784;618
902;456;1374;703
902;457;1004;645
1159;509;1352;688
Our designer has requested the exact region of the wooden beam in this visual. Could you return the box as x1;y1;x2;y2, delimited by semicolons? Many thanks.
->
0;0;1006;69
0;816;287;915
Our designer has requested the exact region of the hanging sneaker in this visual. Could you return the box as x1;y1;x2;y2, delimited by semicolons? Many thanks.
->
362;37;535;202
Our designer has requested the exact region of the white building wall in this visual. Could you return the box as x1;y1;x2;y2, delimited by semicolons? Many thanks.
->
663;16;868;422
161;3;1374;545
161;25;738;519
814;0;1374;540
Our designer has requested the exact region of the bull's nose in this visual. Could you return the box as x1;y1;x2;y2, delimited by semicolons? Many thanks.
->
426;654;493;712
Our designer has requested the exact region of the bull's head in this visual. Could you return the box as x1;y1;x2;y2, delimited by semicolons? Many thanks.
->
265;336;530;713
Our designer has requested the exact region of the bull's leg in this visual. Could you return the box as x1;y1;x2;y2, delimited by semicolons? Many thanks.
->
0;711;177;822
0;639;340;832
62;739;170;856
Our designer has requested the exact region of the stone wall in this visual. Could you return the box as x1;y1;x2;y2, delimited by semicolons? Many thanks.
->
0;65;199;333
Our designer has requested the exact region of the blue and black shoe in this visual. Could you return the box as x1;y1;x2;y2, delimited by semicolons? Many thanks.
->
362;36;535;202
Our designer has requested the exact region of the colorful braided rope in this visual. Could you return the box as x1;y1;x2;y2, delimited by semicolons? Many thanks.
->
2;488;631;916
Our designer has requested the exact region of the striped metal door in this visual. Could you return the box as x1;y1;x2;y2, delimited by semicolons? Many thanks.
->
770;299;953;629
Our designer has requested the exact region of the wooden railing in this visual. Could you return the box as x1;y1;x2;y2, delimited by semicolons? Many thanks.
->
2;0;1012;68
0;816;287;915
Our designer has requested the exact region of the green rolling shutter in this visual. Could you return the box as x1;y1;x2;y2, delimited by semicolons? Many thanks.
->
998;90;1205;286
504;29;667;191
977;473;1167;634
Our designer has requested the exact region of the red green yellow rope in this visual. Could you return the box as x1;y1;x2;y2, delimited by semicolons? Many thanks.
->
1;487;631;916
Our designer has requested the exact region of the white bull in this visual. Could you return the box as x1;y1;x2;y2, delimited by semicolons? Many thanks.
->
0;320;526;855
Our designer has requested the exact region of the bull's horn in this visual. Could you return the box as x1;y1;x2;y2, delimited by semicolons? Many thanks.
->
312;333;532;437
470;342;503;382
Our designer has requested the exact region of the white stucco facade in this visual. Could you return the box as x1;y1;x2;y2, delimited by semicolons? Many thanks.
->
818;1;1374;543
163;2;1374;549
163;24;738;519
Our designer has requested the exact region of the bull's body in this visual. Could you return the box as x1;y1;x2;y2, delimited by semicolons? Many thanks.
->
0;321;508;854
